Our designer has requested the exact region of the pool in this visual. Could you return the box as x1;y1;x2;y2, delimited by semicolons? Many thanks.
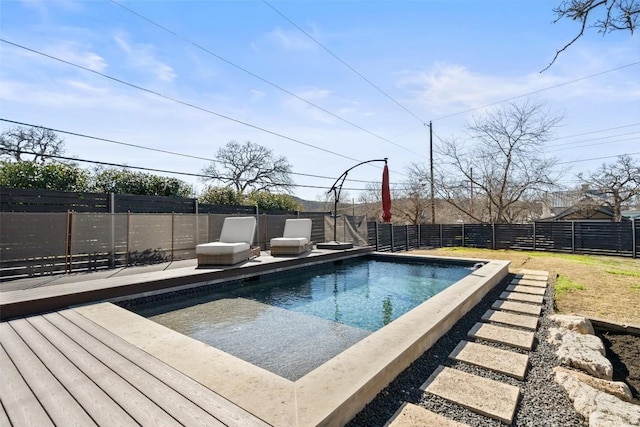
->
128;258;472;380
78;251;509;426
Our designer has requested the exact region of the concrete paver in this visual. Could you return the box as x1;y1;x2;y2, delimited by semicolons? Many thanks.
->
386;403;470;427
481;309;539;330
500;291;544;305
505;284;546;296
491;300;542;316
468;322;535;350
516;269;549;278
449;340;529;380
422;366;520;424
511;278;548;288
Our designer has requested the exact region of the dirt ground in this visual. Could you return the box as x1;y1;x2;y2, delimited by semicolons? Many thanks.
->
412;247;640;404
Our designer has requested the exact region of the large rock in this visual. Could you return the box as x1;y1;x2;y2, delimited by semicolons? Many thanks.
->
554;367;633;403
547;327;612;379
549;314;595;335
554;368;640;427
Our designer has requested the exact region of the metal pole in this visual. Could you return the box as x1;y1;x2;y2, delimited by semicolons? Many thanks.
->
439;223;443;247
405;225;409;251
417;224;421;248
492;222;496;250
109;193;115;269
533;222;536;251
375;221;379;251
632;218;637;259
571;221;575;253
429;121;435;225
461;223;465;247
390;223;394;252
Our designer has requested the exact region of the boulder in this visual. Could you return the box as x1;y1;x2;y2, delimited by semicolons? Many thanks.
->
549;314;595;335
547;327;612;379
554;367;633;403
554;368;640;427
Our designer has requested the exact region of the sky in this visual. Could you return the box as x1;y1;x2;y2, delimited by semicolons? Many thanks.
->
1;0;639;202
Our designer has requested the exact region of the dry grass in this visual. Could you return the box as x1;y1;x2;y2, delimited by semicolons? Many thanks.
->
411;247;640;325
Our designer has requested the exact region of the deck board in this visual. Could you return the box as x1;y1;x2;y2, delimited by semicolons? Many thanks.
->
24;315;180;427
0;322;96;427
61;309;270;427
44;312;224;427
1;310;272;427
8;318;139;426
0;340;54;427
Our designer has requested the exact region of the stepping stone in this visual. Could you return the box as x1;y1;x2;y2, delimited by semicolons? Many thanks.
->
506;285;546;296
510;278;548;288
514;273;547;281
500;291;544;305
468;322;535;350
422;366;520;424
449;340;529;380
481;309;539;330
492;300;542;316
386;402;470;427
517;269;548;278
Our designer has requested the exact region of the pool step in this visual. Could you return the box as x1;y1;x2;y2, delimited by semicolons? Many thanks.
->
481;309;539;330
449;340;529;380
468;322;535;350
491;300;542;316
499;291;544;305
421;366;520;424
511;278;548;288
385;403;470;427
505;284;546;296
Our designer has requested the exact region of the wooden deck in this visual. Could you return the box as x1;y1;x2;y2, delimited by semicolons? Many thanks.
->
0;308;271;427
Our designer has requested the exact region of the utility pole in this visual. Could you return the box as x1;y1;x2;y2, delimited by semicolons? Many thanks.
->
429;121;435;224
470;167;473;219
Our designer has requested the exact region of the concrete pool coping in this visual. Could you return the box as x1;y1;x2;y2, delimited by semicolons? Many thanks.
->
70;252;510;426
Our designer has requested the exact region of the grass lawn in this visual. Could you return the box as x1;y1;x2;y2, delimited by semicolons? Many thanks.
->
411;247;640;325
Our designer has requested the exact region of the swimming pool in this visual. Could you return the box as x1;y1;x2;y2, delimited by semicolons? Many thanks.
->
83;251;509;426
129;258;472;380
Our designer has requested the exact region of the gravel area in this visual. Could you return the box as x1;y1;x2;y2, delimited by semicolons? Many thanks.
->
347;273;587;427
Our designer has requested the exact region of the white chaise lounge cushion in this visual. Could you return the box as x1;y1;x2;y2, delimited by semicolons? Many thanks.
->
196;241;250;255
270;219;312;247
196;216;256;256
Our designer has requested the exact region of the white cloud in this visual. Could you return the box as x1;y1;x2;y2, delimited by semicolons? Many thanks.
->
262;27;316;51
47;42;107;72
113;32;176;82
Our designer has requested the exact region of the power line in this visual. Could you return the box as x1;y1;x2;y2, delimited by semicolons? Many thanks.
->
557;152;640;165
263;1;428;127
108;1;425;159
0;149;380;192
547;136;639;152
432;62;640;121
553;122;640;141
0;39;366;165
0;118;384;185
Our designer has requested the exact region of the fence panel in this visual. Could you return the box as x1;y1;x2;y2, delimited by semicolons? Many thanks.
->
300;212;330;246
573;221;633;257
71;213;127;272
441;224;462;247
116;194;195;213
419;224;441;247
1;187;109;212
534;222;573;252
407;225;419;250
376;223;393;252
495;223;533;250
463;224;494;248
127;214;173;264
393;225;408;252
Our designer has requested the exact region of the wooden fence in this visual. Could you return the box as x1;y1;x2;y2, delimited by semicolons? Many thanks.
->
368;221;639;258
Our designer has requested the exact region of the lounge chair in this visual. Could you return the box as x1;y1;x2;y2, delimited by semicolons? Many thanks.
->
270;218;313;256
196;216;259;266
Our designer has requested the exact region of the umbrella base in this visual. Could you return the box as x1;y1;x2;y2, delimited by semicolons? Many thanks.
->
316;241;354;250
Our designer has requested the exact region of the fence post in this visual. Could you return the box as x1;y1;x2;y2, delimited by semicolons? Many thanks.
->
194;199;199;215
439;224;443;247
375;221;379;251
533;222;536;252
632;218;637;259
171;212;175;262
461;223;465;247
417;224;421;248
65;210;73;274
405;225;409;251
109;193;115;269
390;223;394;252
491;223;496;250
126;211;131;267
571;221;576;254
255;205;260;250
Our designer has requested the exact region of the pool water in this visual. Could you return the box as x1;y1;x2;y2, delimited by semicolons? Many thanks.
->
130;258;471;380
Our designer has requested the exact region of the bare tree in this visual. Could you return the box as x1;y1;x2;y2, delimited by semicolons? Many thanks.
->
357;182;383;220
578;155;640;221
393;162;432;224
0;126;65;163
436;101;563;223
544;0;639;71
202;140;294;194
